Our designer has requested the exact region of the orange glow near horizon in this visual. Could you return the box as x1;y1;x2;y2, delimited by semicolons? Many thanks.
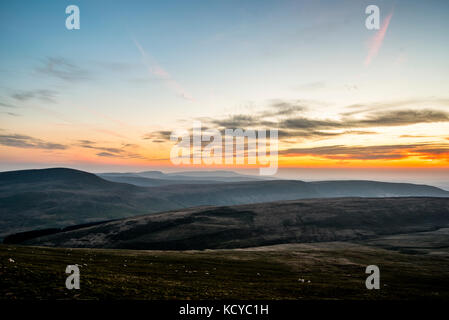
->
2;144;447;170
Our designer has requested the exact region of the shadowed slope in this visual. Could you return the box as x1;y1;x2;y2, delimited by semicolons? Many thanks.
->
25;197;449;250
1;168;448;239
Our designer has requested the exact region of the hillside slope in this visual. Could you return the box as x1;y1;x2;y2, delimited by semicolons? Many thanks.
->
24;197;449;250
1;168;448;238
0;168;316;237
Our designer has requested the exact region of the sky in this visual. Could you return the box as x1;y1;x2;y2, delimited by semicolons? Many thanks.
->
0;0;449;186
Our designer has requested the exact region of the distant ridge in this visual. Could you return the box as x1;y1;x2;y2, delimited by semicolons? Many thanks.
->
98;169;268;185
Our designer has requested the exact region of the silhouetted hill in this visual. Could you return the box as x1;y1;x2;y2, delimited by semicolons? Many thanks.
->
0;168;112;187
23;197;449;250
1;168;448;238
0;168;169;238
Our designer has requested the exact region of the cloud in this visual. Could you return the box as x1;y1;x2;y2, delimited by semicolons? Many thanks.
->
416;147;449;155
210;114;261;128
280;117;342;130
95;151;146;159
400;135;430;138
35;57;90;82
144;123;375;148
273;109;449;141
143;130;172;142
348;109;449;127
365;11;393;65
0;134;67;150
78;140;147;160
279;143;449;160
122;143;139;148
11;89;57;103
199;100;309;128
0;101;18;108
277;129;375;139
262;100;308;117
143;100;449;145
78;139;95;145
1;112;20;117
343;97;449;116
78;140;123;154
281;109;449;131
96;152;117;158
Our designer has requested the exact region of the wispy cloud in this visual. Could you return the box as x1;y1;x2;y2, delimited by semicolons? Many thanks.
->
279;143;449;160
199;100;310;128
277;129;375;139
35;57;90;82
96;152;118;158
78;140;123;154
400;134;430;138
143;130;172;142
133;37;195;101
346;109;449;127
0;134;67;150
1;112;20;117
343;97;449;116
281;109;449;132
11;89;57;103
78;140;147;160
365;11;393;66
0;101;18;108
260;100;309;117
143;97;449;144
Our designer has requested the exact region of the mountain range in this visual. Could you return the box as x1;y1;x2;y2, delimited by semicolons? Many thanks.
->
1;167;448;239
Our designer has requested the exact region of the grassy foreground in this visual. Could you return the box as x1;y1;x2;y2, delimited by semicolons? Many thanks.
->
1;242;448;300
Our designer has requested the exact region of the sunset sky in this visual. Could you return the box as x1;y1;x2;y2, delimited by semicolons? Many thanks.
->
1;0;448;186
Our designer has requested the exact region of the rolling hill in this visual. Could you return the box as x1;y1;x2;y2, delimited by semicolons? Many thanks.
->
21;197;449;250
1;167;448;239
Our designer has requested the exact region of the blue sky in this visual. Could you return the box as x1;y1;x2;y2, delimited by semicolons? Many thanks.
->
0;0;449;184
2;0;448;113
